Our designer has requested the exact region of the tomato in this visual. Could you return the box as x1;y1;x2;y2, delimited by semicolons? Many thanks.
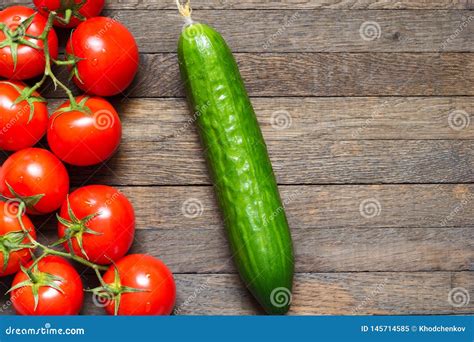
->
47;96;122;166
0;6;58;80
34;0;105;28
0;81;48;151
66;17;139;96
0;201;36;277
57;185;135;265
10;256;83;315
0;148;69;215
100;254;176;315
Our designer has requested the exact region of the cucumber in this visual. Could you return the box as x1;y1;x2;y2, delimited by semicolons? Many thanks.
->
177;16;294;315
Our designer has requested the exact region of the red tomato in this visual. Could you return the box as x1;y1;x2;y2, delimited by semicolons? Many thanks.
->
66;17;139;96
0;201;36;277
10;256;84;315
101;254;176;315
0;148;69;215
0;81;48;151
47;96;122;166
34;0;105;28
0;6;58;80
58;185;135;265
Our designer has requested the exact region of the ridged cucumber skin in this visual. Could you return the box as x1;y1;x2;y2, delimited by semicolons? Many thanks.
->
178;23;294;315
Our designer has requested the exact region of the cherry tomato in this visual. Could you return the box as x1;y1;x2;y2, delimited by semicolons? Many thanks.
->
47;96;122;166
0;6;58;80
102;254;176;315
10;256;84;315
0;201;36;277
0;148;70;215
34;0;105;28
58;185;135;265
66;17;139;96
0;81;48;151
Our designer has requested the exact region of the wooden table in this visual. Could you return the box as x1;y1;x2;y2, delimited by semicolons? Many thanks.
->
1;0;473;315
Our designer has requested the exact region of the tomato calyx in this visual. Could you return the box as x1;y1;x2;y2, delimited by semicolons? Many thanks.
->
59;0;87;22
1;81;47;123
53;96;91;120
38;1;87;25
4;182;45;212
89;265;147;315
7;263;65;311
65;39;85;84
0;231;35;272
0;14;41;71
54;196;101;259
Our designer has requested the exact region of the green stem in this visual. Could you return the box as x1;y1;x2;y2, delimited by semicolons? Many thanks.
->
42;247;108;271
53;59;77;66
55;9;73;25
16;203;108;273
19;11;79;107
28;252;48;270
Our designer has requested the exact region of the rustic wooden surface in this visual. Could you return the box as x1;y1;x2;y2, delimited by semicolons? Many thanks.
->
0;0;473;315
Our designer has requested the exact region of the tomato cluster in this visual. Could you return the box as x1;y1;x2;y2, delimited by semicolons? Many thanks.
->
0;2;175;316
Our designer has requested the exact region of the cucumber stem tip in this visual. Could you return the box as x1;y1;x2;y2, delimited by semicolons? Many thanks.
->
176;0;193;24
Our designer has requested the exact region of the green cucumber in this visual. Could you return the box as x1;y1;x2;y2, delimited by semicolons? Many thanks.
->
177;16;294;315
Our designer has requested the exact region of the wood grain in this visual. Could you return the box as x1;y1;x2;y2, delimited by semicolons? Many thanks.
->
28;185;474;232
2;0;473;318
8;0;474;10
38;98;474;186
51;139;473;185
1;272;473;315
40;53;474;98
35;227;474;273
98;10;474;53
102;97;474;141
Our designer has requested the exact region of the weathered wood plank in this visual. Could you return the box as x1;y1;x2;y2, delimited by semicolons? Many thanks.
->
29;185;474;231
122;184;474;229
8;0;474;10
54;139;473;185
121;97;474;140
2;272;473;315
40;53;474;98
98;10;474;53
36;227;474;273
36;100;474;186
42;9;474;53
44;97;474;141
